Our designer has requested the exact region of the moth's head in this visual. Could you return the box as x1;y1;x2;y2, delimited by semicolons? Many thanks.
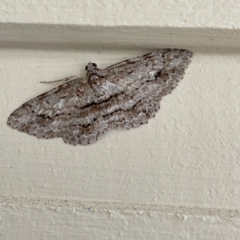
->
85;62;98;72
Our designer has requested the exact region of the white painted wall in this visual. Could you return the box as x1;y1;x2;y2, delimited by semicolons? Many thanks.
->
1;0;240;239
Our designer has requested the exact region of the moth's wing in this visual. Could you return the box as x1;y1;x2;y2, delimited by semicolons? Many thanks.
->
7;78;97;141
87;49;191;103
97;49;193;129
97;49;192;99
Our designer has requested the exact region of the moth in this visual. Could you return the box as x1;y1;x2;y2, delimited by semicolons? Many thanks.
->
7;49;193;145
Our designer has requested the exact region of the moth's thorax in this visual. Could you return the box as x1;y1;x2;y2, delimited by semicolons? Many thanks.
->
85;62;105;87
84;63;111;102
85;62;100;76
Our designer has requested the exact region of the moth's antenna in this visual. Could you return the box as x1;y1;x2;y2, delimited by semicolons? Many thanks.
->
40;76;78;84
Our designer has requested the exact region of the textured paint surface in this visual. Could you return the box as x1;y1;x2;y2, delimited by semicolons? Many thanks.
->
1;0;240;239
1;0;240;29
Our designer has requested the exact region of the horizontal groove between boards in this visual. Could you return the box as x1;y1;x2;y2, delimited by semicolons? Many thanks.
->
1;194;240;218
0;23;240;49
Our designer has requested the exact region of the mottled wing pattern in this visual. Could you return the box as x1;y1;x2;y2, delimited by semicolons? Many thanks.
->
7;78;97;141
95;49;192;129
7;49;193;145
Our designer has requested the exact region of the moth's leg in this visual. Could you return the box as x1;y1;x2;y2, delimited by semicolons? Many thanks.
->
106;100;160;129
40;76;78;84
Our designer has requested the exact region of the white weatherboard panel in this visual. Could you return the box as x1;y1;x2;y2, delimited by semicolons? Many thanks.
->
1;0;240;239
